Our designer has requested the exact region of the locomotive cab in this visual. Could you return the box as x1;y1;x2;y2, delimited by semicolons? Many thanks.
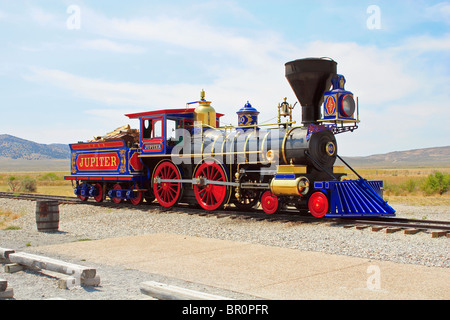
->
125;106;224;156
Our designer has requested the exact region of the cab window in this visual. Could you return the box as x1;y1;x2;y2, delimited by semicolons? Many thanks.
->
143;119;152;139
153;119;162;138
142;118;163;139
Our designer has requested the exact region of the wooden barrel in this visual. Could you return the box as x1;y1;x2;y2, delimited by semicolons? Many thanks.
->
36;201;59;232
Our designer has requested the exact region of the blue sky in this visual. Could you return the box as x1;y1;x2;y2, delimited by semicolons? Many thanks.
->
0;0;449;156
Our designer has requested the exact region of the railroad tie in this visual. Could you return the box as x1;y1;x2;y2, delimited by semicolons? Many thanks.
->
0;279;14;299
404;228;422;235
385;227;402;234
432;231;449;238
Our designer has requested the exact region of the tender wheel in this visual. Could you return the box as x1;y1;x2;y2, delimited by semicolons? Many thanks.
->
111;183;123;204
93;183;103;203
308;192;329;218
194;161;229;211
152;160;182;208
260;191;279;214
129;183;143;206
77;183;88;201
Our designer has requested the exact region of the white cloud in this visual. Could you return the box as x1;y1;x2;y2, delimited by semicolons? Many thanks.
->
285;40;420;105
81;7;292;68
396;33;450;53
29;6;58;26
425;2;450;24
78;39;146;54
24;66;201;107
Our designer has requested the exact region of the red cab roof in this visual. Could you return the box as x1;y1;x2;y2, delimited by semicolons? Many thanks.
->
125;108;224;119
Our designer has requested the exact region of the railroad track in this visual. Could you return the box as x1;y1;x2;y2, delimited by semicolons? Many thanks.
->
1;191;449;238
0;192;80;204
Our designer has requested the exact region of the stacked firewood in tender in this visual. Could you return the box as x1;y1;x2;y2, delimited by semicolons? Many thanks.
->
88;124;140;147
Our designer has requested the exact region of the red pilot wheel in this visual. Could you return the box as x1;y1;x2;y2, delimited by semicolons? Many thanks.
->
194;161;228;211
152;161;182;208
94;183;103;203
260;191;279;214
111;183;123;204
129;183;143;206
308;192;329;218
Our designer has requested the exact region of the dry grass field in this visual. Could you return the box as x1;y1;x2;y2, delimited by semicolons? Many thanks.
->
346;167;450;206
0;171;74;197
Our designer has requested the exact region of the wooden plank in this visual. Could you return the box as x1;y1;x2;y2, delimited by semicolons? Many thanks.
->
432;231;448;238
371;226;385;232
0;248;15;260
8;252;96;279
215;214;228;218
386;227;402;234
0;288;14;299
140;281;232;300
58;275;101;289
404;228;421;235
4;263;23;273
355;225;370;230
38;268;101;289
0;279;7;292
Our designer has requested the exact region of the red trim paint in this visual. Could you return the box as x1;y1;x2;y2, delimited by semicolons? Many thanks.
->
71;140;124;150
125;108;224;119
64;176;133;181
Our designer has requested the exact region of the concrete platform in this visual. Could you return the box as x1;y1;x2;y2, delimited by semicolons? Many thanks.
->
35;233;449;300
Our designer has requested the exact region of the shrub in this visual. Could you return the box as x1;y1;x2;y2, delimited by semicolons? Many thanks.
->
383;181;402;196
21;177;37;193
421;171;450;195
7;176;21;192
401;179;416;194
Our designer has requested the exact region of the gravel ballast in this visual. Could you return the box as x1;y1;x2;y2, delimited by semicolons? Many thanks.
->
0;198;448;300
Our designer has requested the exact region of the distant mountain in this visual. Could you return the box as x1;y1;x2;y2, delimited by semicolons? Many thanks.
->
0;133;448;168
0;134;70;160
339;146;450;168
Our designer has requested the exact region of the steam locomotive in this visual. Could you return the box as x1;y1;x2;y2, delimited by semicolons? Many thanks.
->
65;58;395;218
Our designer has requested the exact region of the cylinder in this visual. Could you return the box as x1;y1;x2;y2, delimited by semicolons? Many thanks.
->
270;177;307;196
35;200;59;232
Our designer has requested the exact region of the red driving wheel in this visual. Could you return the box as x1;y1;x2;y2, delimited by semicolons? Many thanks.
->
152;161;182;208
308;192;329;218
194;161;228;211
260;191;279;214
129;183;143;206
